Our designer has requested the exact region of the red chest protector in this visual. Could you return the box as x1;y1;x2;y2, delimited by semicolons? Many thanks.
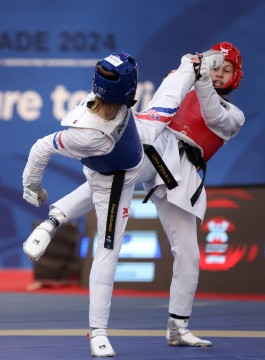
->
168;90;224;162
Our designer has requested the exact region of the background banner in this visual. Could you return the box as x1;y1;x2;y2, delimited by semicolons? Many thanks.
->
0;0;264;268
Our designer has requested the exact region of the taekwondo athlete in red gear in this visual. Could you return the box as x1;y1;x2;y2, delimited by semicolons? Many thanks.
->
140;42;245;347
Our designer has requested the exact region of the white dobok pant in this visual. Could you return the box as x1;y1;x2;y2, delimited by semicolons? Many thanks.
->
51;130;204;328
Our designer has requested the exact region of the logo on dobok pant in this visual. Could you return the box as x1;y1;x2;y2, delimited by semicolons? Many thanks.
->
122;207;129;218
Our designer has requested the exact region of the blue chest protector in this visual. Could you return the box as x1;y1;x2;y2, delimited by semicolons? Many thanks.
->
81;110;142;174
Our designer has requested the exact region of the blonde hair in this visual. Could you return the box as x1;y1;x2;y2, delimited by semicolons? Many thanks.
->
90;97;121;119
89;64;121;120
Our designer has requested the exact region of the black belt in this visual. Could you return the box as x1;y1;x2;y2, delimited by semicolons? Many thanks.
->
143;143;206;207
182;143;207;206
104;170;126;249
142;144;178;203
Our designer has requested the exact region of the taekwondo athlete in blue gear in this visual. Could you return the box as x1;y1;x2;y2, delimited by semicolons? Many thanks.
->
22;51;182;357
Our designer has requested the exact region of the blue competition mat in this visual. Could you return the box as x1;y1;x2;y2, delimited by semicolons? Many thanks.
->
0;294;264;359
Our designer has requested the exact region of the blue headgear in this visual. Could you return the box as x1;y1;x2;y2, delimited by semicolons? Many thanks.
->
92;53;138;107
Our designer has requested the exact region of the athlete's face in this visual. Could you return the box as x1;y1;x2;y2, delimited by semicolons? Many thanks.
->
210;61;234;88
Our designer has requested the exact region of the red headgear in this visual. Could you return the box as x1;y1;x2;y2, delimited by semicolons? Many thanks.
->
211;42;243;90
